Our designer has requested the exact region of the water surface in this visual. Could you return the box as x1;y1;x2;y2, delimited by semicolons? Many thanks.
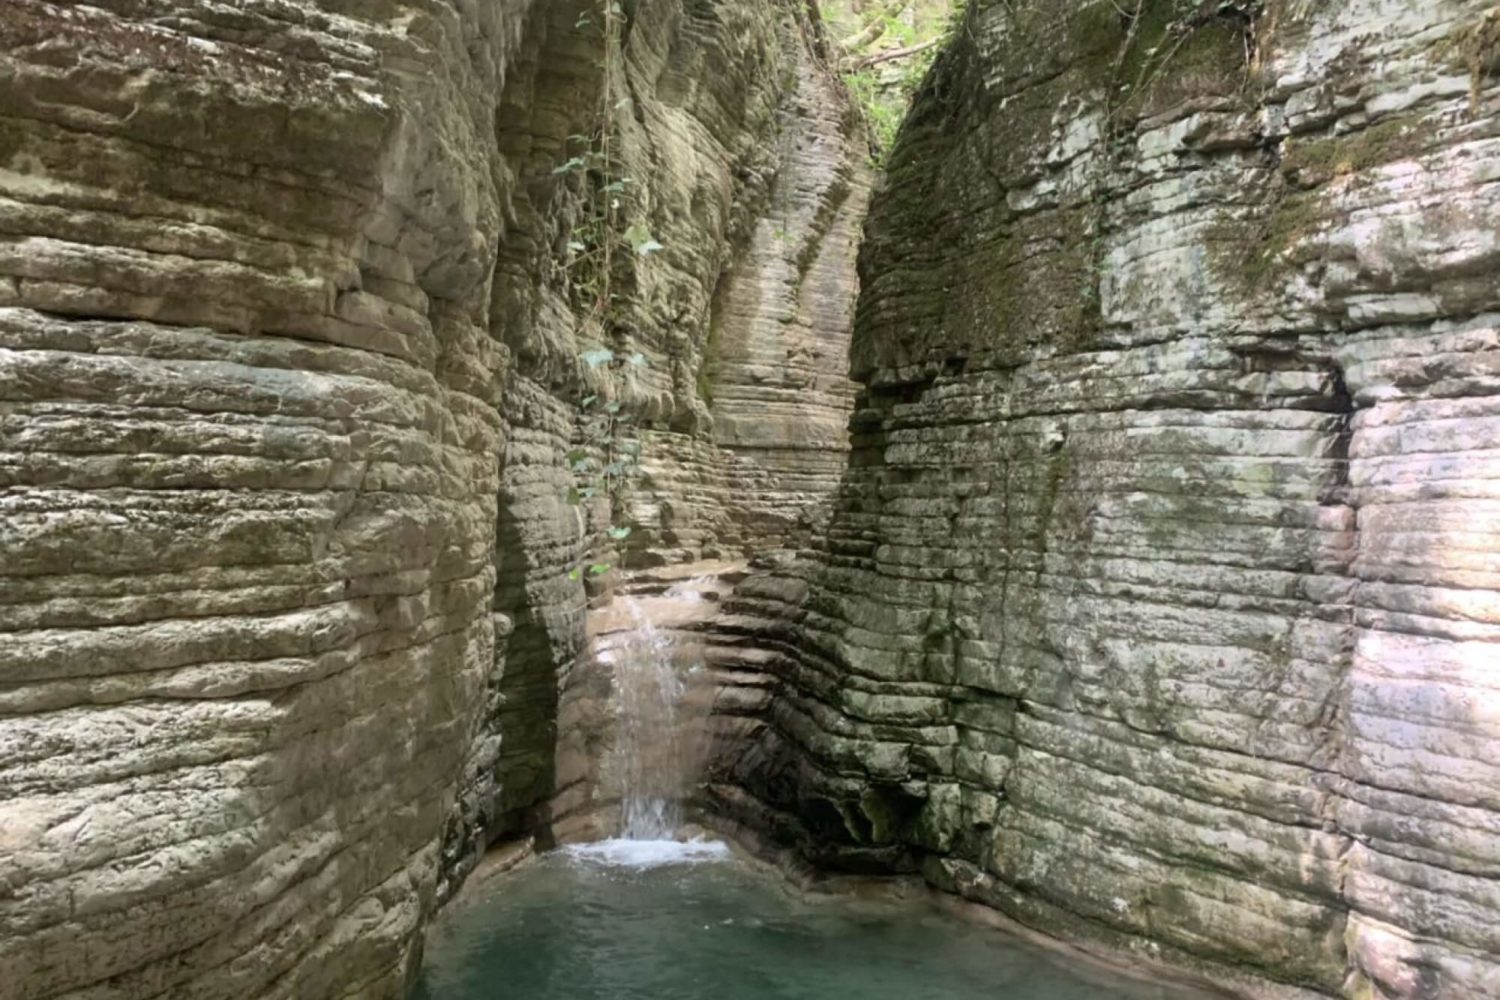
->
414;840;1216;1000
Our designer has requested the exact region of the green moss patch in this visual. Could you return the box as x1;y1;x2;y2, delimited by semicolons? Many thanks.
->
1281;116;1435;186
1209;113;1436;296
1440;6;1500;109
1067;0;1259;120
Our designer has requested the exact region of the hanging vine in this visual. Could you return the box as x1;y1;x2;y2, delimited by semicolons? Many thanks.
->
557;0;664;585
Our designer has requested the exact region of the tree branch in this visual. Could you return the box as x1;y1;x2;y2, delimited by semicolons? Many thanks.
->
838;0;911;52
852;37;939;70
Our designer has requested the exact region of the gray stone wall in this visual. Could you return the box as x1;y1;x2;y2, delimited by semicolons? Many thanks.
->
0;1;865;996
712;2;1500;997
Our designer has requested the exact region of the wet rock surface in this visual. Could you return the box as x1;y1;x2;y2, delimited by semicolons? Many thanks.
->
708;2;1500;998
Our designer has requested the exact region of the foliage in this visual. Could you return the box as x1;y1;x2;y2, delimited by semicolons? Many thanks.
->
1068;0;1262;122
558;0;665;586
819;0;966;161
1438;6;1500;110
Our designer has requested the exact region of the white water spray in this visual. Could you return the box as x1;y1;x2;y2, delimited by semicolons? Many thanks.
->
580;577;728;866
612;597;687;839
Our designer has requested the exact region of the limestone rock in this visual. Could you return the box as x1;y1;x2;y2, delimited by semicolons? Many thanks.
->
714;2;1500;997
0;1;865;997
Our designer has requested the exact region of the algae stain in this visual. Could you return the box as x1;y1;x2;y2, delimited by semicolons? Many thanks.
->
1207;114;1437;298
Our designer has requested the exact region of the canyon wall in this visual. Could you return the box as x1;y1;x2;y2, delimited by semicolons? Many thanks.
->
712;2;1500;998
0;1;864;997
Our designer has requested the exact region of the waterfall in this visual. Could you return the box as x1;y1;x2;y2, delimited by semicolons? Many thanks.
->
611;598;687;839
569;574;731;866
602;576;719;840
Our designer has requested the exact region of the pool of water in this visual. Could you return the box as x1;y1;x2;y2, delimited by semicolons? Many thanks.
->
413;839;1216;1000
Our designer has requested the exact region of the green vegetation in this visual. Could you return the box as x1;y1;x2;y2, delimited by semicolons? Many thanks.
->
1066;0;1261;121
1208;114;1436;295
818;0;966;160
557;0;664;584
1281;116;1433;186
1437;6;1500;110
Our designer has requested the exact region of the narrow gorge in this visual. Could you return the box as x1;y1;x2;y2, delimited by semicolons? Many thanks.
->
2;2;1498;999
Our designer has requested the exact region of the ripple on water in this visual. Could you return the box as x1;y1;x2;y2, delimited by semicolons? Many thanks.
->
414;846;1219;1000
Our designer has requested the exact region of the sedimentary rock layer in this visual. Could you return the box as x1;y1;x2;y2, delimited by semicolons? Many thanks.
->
0;1;865;997
0;2;519;995
713;2;1500;998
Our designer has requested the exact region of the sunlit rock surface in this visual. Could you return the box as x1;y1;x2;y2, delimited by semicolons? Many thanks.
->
0;1;864;997
709;2;1500;998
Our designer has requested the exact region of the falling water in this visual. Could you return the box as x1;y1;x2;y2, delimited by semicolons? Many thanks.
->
601;575;722;840
611;598;687;839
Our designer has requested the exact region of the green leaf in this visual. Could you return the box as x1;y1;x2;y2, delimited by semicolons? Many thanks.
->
623;222;663;257
552;156;586;175
626;352;647;366
581;394;598;408
566;486;582;505
605;401;623;415
568;567;582;581
608;526;633;540
566;448;588;464
582;348;614;368
588;563;612;576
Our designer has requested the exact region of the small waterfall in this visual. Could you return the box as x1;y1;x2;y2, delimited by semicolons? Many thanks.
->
602;576;720;840
568;571;733;866
611;598;687;840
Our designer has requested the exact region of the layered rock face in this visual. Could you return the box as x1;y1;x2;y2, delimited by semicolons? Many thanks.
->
0;2;864;997
614;17;870;564
1;2;518;996
714;2;1500;997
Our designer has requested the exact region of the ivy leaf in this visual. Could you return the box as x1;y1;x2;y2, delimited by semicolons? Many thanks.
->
566;486;582;505
552;156;587;175
623;222;663;257
581;394;598;408
582;348;614;368
605;401;623;415
608;526;633;540
626;352;647;366
567;240;587;252
568;567;582;581
588;563;612;576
